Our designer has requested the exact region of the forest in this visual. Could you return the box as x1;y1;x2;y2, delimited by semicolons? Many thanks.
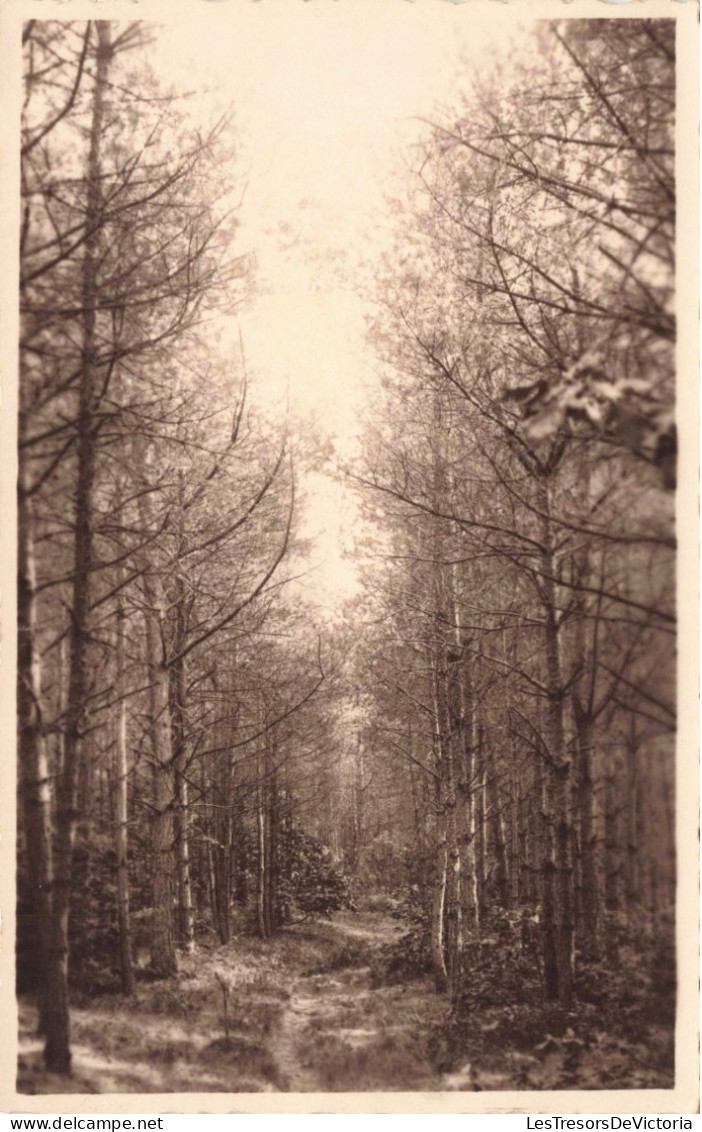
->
16;16;677;1094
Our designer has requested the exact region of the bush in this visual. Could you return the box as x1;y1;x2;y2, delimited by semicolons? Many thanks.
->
356;891;401;914
452;910;543;1013
428;906;676;1090
310;936;377;974
371;906;432;986
278;828;355;920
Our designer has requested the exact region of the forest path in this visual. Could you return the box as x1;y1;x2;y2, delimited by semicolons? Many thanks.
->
270;911;447;1092
17;911;448;1094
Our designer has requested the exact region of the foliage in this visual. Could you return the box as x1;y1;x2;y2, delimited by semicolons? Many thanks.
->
356;891;401;915
371;905;433;986
308;936;378;975
279;828;355;920
452;909;543;1012
575;910;676;1031
432;1003;673;1090
354;837;406;895
430;908;675;1089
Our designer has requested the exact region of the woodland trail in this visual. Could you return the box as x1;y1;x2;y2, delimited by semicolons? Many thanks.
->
270;912;447;1092
17;912;449;1094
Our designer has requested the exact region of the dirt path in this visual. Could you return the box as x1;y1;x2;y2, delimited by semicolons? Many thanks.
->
270;913;447;1092
273;977;335;1090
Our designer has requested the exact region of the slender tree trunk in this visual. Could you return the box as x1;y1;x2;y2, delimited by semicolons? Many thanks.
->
461;673;480;931
528;770;542;907
262;733;273;937
113;593;135;995
134;434;179;978
55;638;67;783
518;787;532;905
169;480;195;952
537;477;574;1009
206;844;219;937
659;763;675;906
635;750;650;914
170;645;194;952
255;705;270;940
350;728;365;875
445;796;462;1000
624;720;653;915
44;23;112;1072
17;472;54;1033
624;736;639;910
473;727;487;921
573;701;599;957
209;740;233;945
604;754;621;959
257;786;268;940
552;761;573;1007
540;753;559;1001
265;735;280;932
234;803;249;907
430;634;463;994
144;598;178;977
604;760;621;913
173;766;194;951
445;642;464;997
430;836;449;993
486;762;510;909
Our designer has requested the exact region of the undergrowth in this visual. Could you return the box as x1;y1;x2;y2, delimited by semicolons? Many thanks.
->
428;908;676;1090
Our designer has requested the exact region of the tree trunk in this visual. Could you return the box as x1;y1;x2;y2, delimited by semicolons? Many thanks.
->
44;22;112;1072
507;739;521;908
604;759;621;913
540;755;559;1001
624;727;640;911
431;637;462;994
473;728;486;921
430;837;449;993
209;729;233;944
537;477;574;1009
460;670;479;931
604;755;621;959
573;701;600;957
170;647;194;952
486;762;510;909
257;785;268;940
144;596;177;978
265;735;280;932
17;472;54;1032
113;592;135;995
445;642;464;996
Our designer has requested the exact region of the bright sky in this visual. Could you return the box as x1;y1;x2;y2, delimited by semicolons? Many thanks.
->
156;3;521;617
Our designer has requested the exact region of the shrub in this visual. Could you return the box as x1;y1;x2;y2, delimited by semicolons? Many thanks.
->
278;828;355;920
371;906;432;986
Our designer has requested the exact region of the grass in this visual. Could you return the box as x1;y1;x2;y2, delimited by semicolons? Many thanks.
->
296;1027;437;1092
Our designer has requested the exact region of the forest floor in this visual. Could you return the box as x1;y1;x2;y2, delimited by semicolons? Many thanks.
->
17;911;446;1094
17;911;674;1094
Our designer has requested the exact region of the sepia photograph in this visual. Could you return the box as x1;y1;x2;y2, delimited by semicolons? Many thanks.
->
4;0;698;1111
